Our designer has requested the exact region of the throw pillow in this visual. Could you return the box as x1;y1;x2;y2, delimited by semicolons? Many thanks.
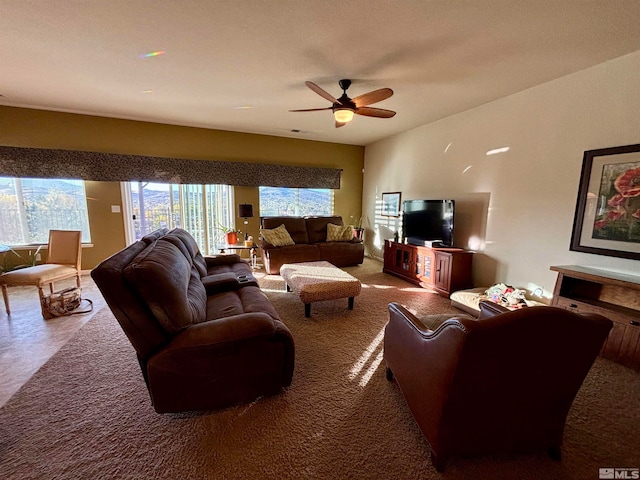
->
327;223;353;242
261;224;295;247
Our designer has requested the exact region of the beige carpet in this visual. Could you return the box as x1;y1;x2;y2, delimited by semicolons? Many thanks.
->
0;259;639;479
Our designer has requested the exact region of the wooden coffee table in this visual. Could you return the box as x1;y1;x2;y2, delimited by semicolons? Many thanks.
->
280;261;362;318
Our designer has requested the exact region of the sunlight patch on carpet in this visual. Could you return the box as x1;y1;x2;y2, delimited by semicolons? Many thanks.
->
349;325;385;387
259;287;288;293
365;283;394;289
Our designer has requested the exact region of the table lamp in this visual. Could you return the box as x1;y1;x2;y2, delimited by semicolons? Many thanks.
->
238;204;254;241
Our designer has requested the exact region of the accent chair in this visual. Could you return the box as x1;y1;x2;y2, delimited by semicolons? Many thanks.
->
1;229;82;317
384;300;613;471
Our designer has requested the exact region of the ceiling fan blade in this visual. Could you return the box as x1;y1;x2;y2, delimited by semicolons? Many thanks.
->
305;81;339;104
335;121;347;128
352;88;394;107
289;107;333;112
355;106;396;118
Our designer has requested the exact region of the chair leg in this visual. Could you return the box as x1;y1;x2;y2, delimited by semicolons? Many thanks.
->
430;450;446;472
49;282;54;294
548;446;562;461
76;274;81;288
2;284;10;315
385;366;394;381
38;287;47;318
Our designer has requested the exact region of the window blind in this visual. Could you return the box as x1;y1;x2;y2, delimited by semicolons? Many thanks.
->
0;146;342;189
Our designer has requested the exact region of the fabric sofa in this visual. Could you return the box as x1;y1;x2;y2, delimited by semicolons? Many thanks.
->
259;216;365;274
91;227;295;414
384;300;613;471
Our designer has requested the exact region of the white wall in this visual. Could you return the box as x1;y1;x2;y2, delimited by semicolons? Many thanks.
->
363;50;640;300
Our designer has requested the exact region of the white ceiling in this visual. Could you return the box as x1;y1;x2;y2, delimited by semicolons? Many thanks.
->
2;1;640;146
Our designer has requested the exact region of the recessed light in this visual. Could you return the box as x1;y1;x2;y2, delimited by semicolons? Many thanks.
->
234;105;253;109
142;89;154;94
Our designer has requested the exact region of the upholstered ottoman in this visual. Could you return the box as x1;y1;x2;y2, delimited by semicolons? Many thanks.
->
450;286;546;316
280;261;362;317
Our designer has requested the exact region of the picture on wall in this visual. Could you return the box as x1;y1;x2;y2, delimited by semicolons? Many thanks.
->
570;143;640;260
381;192;401;217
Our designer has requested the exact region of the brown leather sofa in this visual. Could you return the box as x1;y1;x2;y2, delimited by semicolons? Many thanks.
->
91;228;294;414
384;300;613;471
260;216;364;274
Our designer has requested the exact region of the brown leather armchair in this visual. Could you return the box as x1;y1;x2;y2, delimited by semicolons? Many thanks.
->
384;300;613;471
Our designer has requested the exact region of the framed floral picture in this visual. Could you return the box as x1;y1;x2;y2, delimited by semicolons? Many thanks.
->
570;144;640;260
381;192;401;217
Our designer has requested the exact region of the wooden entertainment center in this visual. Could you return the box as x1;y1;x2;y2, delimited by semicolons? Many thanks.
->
383;240;473;297
550;265;640;370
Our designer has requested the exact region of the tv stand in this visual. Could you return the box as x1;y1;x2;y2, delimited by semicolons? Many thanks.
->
383;240;473;297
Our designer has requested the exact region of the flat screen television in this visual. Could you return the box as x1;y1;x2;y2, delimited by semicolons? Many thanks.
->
402;199;455;247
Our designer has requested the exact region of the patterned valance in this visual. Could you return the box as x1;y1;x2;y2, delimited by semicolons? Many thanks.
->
0;146;342;189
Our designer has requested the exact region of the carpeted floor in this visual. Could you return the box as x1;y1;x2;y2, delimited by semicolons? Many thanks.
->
0;258;639;479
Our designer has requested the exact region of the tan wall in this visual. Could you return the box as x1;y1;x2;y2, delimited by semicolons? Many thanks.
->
0;107;364;268
363;50;640;300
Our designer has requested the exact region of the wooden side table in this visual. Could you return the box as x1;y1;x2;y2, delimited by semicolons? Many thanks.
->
550;265;640;370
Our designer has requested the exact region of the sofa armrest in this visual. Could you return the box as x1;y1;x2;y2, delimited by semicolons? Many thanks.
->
204;254;242;267
478;300;511;319
166;312;285;349
259;239;276;250
201;272;258;294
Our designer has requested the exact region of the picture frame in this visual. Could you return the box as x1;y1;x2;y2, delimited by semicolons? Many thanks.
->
381;192;401;217
570;143;640;260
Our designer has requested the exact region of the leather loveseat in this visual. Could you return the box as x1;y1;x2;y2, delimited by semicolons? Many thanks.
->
91;228;295;413
259;216;365;274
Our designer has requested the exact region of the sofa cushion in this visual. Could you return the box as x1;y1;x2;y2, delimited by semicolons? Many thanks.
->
124;240;207;334
261;224;295;247
327;223;354;242
262;216;309;244
162;228;208;278
315;241;365;267
206;285;280;322
306;216;343;243
141;228;169;244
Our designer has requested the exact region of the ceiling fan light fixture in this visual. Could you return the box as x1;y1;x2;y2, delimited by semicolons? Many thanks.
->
333;108;355;123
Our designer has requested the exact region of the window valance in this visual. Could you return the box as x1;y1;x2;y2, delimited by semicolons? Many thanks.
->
0;146;342;189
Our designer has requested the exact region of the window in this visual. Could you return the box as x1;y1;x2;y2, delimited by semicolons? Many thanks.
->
259;187;334;217
129;182;234;255
0;177;91;245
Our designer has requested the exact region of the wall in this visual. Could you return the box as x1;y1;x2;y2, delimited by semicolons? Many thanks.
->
0;107;364;268
363;50;640;300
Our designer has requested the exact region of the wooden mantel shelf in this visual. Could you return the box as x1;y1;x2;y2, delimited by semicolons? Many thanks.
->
550;265;640;370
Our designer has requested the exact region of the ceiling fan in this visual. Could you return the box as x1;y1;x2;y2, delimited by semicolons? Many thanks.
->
290;79;396;128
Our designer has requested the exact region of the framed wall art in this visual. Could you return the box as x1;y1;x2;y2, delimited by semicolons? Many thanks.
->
381;192;401;217
570;143;640;260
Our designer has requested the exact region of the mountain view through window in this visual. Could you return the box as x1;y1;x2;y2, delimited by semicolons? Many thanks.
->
0;177;91;245
259;187;333;217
